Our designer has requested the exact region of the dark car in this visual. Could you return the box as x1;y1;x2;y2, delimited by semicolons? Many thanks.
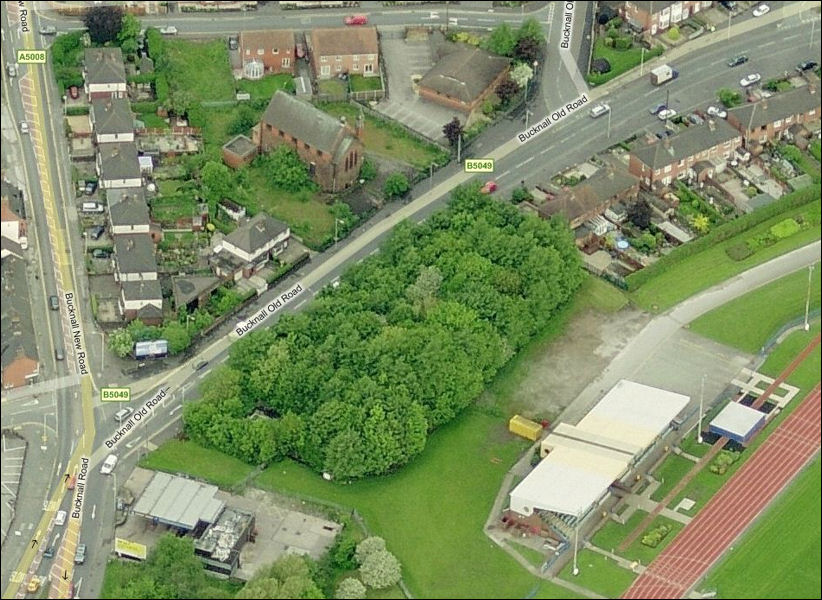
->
84;181;97;195
797;60;818;72
648;103;667;115
44;546;55;559
49;295;59;311
720;0;737;10
194;360;209;371
92;248;109;259
90;225;105;240
727;54;748;67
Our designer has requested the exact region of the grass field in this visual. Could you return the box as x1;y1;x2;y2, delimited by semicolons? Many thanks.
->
701;458;821;598
591;510;684;565
650;454;695;501
689;266;821;353
138;439;254;489
165;39;235;102
236;74;295;100
629;201;820;312
319;102;449;169
558;549;636;597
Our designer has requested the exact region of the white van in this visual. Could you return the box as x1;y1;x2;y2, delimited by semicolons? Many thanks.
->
100;454;118;475
81;202;104;213
114;407;133;423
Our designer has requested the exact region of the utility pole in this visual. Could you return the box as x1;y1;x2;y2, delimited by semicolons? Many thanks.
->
429;162;434;191
572;512;580;576
811;14;816;51
698;374;706;444
804;264;815;331
445;1;449;32
640;47;646;76
457;132;462;163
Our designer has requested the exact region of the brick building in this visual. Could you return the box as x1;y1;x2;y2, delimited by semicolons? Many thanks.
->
309;27;379;80
256;90;364;191
239;29;296;78
604;1;713;34
84;48;127;100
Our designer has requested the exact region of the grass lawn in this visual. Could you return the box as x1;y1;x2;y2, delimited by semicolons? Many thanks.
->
245;165;334;248
701;458;821;598
350;74;383;92
318;102;449;169
650;454;695;501
689;265;821;353
318;78;347;96
236;74;295;100
165;39;235;102
591;510;684;566
150;195;200;224
558;549;636;597
670;323;821;512
138;439;254;489
137;111;169;129
629;200;821;312
587;39;663;85
254;408;575;599
678;430;712;458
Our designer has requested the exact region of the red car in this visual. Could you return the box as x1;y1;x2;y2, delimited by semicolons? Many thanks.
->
344;14;368;25
69;85;79;99
295;43;306;59
480;181;498;194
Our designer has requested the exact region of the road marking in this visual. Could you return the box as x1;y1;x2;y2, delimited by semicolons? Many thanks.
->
497;169;511;180
516;156;535;167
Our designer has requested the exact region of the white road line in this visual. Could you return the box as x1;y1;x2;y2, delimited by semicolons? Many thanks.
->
497;169;511;180
516;157;535;168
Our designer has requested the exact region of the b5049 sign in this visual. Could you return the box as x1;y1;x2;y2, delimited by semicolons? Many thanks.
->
464;159;494;173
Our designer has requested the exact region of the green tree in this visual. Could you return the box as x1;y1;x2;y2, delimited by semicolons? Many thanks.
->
118;13;142;55
335;578;366;600
483;22;517;56
692;214;710;234
667;25;681;41
127;319;161;342
228;105;258;136
162;321;191;355
718;88;743;108
108;328;134;358
509;62;534;88
510;186;532;204
442;117;463;147
627;199;652;229
359;159;377;182
383;173;410;200
517;17;543;43
359;550;401;590
406;265;442;317
355;537;386;564
84;5;124;44
495;77;520;104
260;146;314;192
200;160;234;204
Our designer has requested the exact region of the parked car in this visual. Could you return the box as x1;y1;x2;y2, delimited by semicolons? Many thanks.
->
727;54;748;67
69;85;80;99
74;544;86;565
720;0;737;10
657;108;677;121
20;121;29;134
589;103;610;118
90;225;105;240
84;181;97;195
752;4;770;17
67;475;77;490
100;454;118;475
49;295;59;310
740;73;761;87
6;63;16;77
54;510;67;526
480;181;498;194
706;105;728;119
688;113;705;125
92;248;109;259
228;36;239;50
648;103;667;115
159;25;178;35
344;14;368;25
796;60;819;72
39;25;57;35
26;577;41;594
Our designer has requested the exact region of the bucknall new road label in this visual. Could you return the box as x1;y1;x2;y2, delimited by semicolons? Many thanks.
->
517;94;589;144
234;282;305;338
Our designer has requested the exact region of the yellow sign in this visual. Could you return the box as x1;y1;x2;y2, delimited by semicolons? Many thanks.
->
101;387;131;403
16;49;46;64
114;538;147;560
464;159;495;173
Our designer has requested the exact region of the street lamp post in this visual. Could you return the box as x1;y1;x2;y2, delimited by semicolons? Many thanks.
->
98;331;105;372
698;373;706;444
334;218;345;245
804;264;815;331
639;47;646;76
607;106;612;139
572;512;580;576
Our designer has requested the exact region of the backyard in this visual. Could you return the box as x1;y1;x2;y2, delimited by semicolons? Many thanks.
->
236;73;295;100
164;39;235;102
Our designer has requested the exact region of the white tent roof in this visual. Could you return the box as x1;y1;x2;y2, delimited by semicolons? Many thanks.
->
710;401;765;439
509;380;690;517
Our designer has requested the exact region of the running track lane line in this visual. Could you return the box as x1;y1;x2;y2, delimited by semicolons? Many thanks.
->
624;384;821;598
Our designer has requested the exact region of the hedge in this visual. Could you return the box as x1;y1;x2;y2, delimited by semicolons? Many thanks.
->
626;186;819;291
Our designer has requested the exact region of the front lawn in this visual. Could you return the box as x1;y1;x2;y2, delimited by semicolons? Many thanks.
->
318;102;449;169
164;39;235;102
588;39;664;85
650;454;696;501
689;266;821;353
701;458;821;598
236;74;296;100
558;549;636;597
138;439;254;489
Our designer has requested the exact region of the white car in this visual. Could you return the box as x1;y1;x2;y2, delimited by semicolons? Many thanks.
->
54;510;67;526
752;4;770;17
20;121;29;134
589;103;611;118
100;454;118;475
706;105;728;119
657;108;677;121
159;25;178;35
740;73;761;87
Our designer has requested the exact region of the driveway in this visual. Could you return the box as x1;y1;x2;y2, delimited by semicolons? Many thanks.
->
375;37;457;143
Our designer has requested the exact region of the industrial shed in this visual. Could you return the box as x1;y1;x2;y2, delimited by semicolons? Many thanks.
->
709;401;766;444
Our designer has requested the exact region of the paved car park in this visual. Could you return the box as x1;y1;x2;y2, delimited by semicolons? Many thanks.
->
375;36;458;143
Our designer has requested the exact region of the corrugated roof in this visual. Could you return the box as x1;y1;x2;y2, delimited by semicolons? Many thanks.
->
132;472;224;530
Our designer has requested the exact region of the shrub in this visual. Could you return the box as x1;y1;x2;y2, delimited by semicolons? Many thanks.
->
614;36;633;50
666;25;681;41
718;88;743;108
383;172;410;200
770;218;801;239
359;550;402;590
355;537;386;565
359;159;377;182
335;578;367;599
725;243;754;261
641;524;672;548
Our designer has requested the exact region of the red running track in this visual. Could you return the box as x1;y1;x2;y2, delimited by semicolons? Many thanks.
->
624;384;821;599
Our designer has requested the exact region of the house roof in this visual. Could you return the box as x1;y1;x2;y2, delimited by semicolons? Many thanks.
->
224;212;289;254
99;142;141;181
121;279;162;302
84;48;126;86
240;29;295;54
114;234;157;274
109;195;150;227
172;275;222;307
1;180;25;219
91;98;134;135
728;86;821;132
632;119;740;170
136;303;164;321
539;160;638;223
223;134;258;158
310;26;378;58
419;45;510;105
261;90;356;161
106;187;145;208
1;254;38;388
618;1;682;14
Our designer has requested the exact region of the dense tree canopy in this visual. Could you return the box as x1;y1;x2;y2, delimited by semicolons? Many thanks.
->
184;185;583;478
84;5;124;44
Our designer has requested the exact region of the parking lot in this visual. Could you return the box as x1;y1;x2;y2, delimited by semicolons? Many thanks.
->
376;35;458;143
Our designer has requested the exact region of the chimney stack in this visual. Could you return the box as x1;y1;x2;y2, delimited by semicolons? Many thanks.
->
355;111;364;139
